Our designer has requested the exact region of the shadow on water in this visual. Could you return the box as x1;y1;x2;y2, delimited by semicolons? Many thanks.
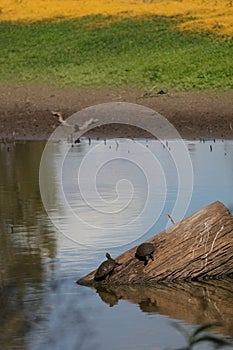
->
0;141;57;349
94;278;233;336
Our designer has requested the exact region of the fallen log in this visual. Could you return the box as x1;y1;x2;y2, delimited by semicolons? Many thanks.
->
77;201;233;286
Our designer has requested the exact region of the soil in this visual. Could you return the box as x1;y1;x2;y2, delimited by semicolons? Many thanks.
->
0;85;233;140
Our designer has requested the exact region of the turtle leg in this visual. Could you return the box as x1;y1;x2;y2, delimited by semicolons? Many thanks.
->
144;256;149;266
150;253;154;262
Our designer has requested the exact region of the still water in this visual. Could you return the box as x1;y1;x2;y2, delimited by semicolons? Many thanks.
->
0;139;233;350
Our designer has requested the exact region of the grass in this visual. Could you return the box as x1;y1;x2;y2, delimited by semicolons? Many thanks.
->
0;15;232;90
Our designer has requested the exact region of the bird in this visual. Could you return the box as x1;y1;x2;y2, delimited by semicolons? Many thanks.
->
51;111;72;127
157;89;168;95
51;111;99;131
77;117;99;131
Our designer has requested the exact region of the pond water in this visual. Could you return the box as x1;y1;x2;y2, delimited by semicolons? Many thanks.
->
0;139;233;350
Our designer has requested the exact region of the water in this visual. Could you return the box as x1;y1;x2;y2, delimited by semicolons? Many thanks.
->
0;139;233;350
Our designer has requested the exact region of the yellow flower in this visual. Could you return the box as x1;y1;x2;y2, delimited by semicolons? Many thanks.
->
0;0;232;36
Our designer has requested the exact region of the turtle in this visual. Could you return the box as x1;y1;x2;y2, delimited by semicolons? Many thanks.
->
94;253;121;281
135;242;155;266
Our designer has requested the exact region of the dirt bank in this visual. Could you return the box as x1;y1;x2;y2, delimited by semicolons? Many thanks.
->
0;85;233;140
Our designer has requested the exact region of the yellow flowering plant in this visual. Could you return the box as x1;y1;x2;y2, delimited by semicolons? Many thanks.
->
0;0;232;36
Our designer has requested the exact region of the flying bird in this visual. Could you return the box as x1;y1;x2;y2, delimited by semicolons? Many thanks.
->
51;111;72;127
51;111;99;131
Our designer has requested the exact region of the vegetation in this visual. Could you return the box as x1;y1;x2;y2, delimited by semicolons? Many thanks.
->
0;16;232;90
1;0;233;37
173;323;232;350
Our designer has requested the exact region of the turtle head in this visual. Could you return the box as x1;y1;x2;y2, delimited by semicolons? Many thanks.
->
106;253;112;260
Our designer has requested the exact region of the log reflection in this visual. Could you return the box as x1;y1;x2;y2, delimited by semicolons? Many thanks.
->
95;279;233;336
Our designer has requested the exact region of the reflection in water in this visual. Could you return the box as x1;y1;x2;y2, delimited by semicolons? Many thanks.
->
97;287;119;307
94;279;233;336
0;139;233;350
139;298;158;313
26;280;99;350
0;141;57;349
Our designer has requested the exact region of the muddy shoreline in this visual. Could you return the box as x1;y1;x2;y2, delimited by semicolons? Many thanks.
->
0;86;233;140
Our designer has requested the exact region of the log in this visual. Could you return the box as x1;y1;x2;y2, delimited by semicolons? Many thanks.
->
77;201;233;286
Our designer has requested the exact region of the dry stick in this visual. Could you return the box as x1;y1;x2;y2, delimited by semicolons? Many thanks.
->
167;214;176;224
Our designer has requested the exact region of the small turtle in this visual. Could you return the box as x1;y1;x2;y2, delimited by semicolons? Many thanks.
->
135;243;155;266
94;253;121;281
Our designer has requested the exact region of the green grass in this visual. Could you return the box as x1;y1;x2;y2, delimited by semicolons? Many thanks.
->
0;16;232;90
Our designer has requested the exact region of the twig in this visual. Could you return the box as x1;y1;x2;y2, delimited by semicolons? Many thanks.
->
168;214;176;224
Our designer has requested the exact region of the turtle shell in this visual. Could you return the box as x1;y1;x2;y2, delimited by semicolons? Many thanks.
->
136;243;154;257
95;257;116;280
